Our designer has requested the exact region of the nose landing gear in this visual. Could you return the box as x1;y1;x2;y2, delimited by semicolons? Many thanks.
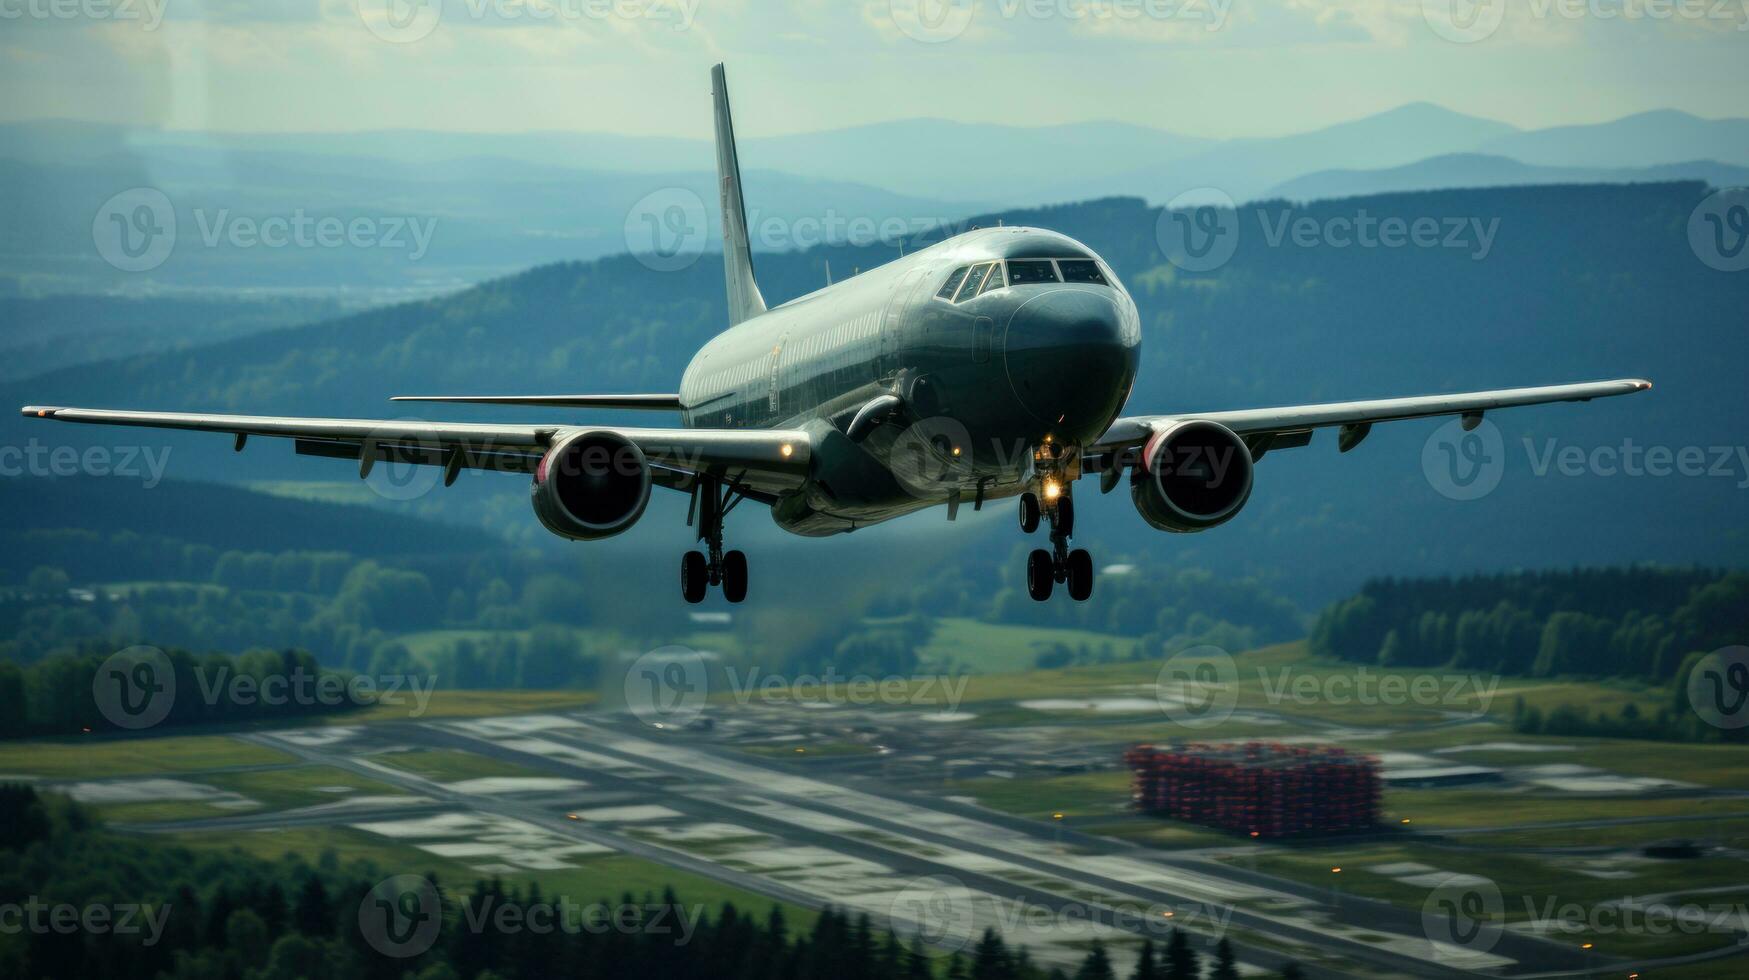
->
1019;475;1094;603
682;477;749;604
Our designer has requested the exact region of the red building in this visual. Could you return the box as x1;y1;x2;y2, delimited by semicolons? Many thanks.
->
1124;742;1381;838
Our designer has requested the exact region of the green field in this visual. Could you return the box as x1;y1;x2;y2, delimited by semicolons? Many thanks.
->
0;733;293;779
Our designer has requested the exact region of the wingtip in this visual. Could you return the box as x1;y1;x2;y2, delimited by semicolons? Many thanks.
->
1632;379;1653;392
21;406;57;419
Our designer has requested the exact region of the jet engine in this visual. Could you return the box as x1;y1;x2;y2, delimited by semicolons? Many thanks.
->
530;430;652;540
1130;420;1254;533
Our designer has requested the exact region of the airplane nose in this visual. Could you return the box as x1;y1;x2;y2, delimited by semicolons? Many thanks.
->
1002;289;1137;440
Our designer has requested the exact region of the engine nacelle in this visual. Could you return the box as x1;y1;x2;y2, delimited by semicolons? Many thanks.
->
530;430;652;541
1130;419;1254;533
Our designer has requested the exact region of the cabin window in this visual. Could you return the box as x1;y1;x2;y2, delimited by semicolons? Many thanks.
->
1005;259;1059;285
954;262;993;302
1057;259;1108;284
976;261;1006;296
936;266;969;299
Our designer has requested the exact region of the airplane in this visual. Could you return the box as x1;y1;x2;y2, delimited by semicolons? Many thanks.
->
21;64;1651;605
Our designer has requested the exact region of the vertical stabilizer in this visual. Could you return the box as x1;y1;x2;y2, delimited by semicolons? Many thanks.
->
711;64;767;326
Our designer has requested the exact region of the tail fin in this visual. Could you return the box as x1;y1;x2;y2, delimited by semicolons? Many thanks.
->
711;63;766;327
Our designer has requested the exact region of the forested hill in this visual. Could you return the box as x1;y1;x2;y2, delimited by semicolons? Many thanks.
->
5;183;1745;602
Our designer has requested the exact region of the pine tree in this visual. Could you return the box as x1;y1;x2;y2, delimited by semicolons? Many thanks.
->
1164;929;1199;980
1210;938;1239;980
1075;939;1117;980
1130;938;1159;980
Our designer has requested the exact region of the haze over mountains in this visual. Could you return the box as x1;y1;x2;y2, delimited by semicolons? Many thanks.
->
2;104;1744;300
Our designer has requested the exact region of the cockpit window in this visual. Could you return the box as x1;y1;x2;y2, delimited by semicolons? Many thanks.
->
936;266;969;299
977;261;1006;296
1006;259;1059;285
954;262;993;302
1056;259;1108;285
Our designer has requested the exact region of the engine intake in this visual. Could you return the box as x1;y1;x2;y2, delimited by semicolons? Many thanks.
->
530;430;652;540
1130;420;1254;533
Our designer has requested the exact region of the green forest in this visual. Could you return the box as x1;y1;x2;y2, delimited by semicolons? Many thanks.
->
0;786;1291;980
1310;567;1749;740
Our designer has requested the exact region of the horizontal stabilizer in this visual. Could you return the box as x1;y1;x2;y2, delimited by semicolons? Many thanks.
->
389;394;684;410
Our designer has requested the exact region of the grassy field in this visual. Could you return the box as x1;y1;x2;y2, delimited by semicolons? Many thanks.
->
918;617;1138;673
198;764;413;810
0;733;293;778
1227;842;1749;959
349;688;595;722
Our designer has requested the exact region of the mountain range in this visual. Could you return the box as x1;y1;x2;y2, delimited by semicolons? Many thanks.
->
2;106;1744;300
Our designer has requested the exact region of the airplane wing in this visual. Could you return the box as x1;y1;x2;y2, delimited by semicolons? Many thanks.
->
19;406;809;499
389;393;683;410
1093;378;1652;459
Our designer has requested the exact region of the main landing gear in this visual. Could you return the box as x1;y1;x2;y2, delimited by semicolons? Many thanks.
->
681;477;748;604
1018;477;1094;603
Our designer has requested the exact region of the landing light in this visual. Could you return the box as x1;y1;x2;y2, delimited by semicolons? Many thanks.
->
780;443;794;458
1043;480;1062;502
951;446;962;457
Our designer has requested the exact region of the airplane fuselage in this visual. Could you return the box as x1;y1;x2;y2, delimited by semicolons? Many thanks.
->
678;227;1142;535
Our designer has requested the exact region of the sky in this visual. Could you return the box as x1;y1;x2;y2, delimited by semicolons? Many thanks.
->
2;0;1746;139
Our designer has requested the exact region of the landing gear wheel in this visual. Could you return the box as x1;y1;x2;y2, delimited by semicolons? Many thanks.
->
721;550;748;604
681;551;708;604
1026;549;1055;601
1066;549;1094;602
1018;493;1040;534
1056;497;1075;538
